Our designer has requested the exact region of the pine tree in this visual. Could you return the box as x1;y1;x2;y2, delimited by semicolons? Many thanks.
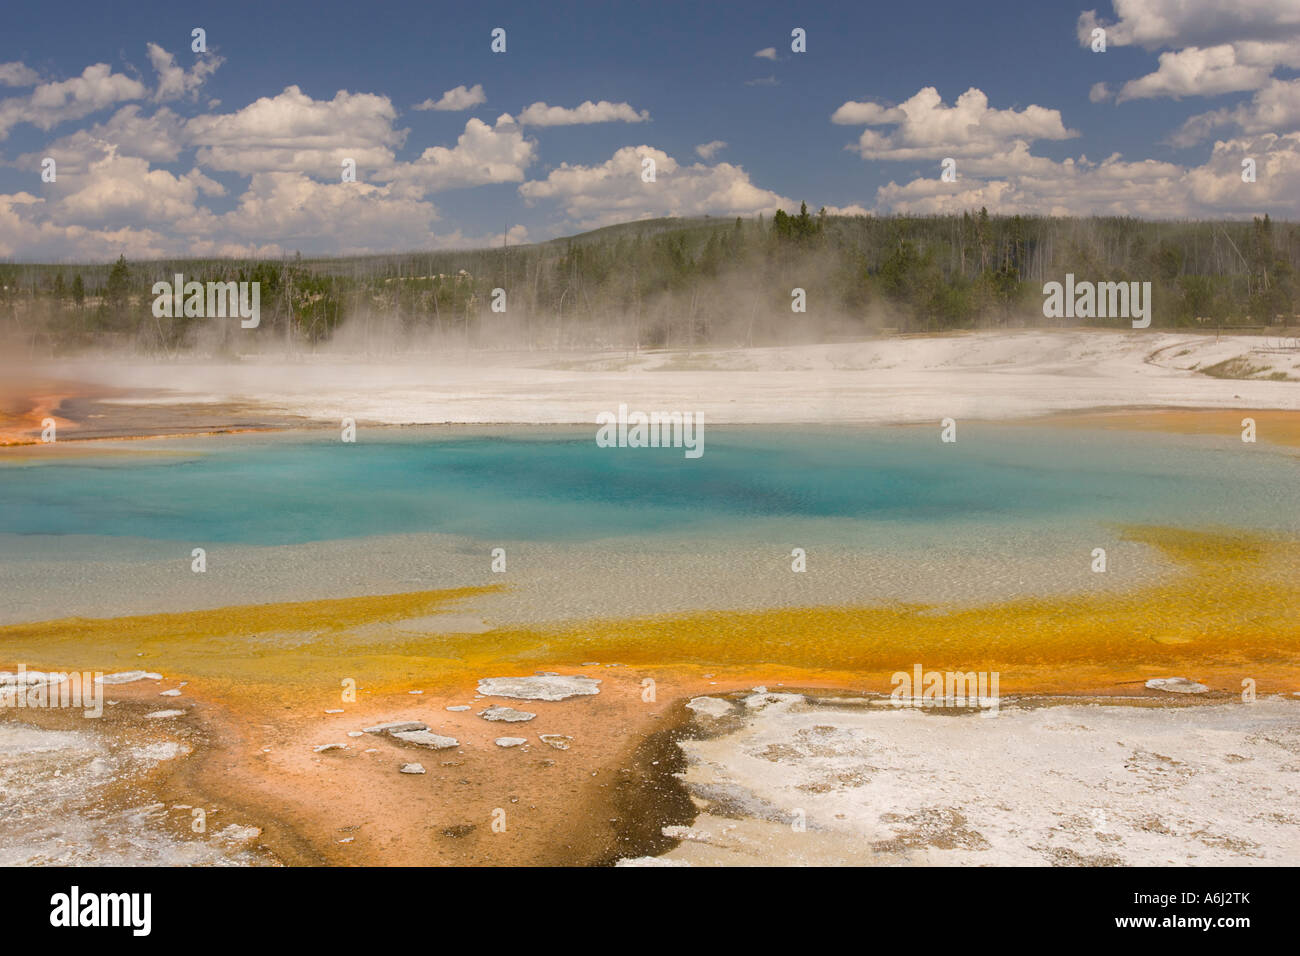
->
105;255;130;306
101;255;132;333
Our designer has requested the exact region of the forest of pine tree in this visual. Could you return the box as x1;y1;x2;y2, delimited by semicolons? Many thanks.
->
2;209;1297;355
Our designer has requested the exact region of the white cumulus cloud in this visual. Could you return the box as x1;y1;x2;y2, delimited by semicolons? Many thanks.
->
0;63;147;139
147;43;224;102
834;87;1076;166
413;84;486;111
517;100;649;126
0;62;41;87
387;114;535;192
184;85;406;176
519;145;792;228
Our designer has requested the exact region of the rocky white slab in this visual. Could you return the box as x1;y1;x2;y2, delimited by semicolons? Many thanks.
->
1145;677;1209;694
362;721;427;734
477;675;601;701
391;730;459;750
95;671;163;685
478;706;536;722
686;696;733;718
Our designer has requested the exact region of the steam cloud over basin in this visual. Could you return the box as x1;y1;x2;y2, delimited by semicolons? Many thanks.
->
25;331;1300;429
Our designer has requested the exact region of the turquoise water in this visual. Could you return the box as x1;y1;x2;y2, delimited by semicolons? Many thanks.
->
1;425;1296;550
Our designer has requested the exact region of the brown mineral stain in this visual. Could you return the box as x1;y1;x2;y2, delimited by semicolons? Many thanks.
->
1020;408;1300;450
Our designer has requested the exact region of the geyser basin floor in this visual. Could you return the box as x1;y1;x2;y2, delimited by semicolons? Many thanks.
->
637;694;1300;867
2;521;1298;865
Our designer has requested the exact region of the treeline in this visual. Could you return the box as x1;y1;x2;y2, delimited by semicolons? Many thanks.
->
3;208;1298;355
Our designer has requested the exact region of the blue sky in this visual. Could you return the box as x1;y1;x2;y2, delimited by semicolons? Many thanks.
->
1;0;1297;260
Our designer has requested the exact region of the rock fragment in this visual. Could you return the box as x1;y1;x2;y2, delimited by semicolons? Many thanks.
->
686;696;733;718
478;706;536;722
1145;677;1209;694
95;671;163;685
477;675;601;701
391;730;459;750
362;721;427;734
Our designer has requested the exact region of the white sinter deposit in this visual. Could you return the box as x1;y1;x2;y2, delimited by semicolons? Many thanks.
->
635;693;1300;866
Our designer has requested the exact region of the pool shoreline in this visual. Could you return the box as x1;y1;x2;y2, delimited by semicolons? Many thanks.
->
6;403;1300;449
